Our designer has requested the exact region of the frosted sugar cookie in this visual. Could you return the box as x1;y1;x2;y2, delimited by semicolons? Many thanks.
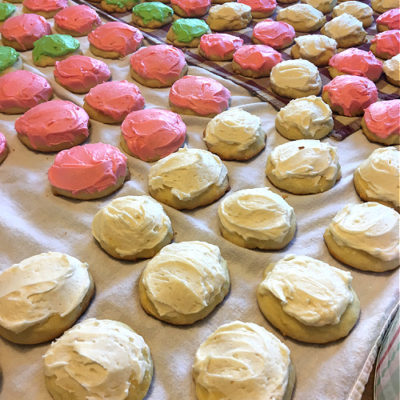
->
54;5;101;36
132;2;173;28
332;1;373;28
276;3;326;32
0;46;22;76
23;0;67;18
291;34;337;66
199;33;243;61
166;18;210;48
383;54;400;86
206;2;252;31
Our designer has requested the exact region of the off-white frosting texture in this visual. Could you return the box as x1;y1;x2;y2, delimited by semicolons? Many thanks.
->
322;13;364;39
383;54;400;82
294;35;337;58
208;2;251;20
333;1;373;20
278;4;324;28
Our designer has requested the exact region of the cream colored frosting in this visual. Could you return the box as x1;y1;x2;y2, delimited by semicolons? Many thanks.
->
277;96;333;137
383;54;400;82
328;202;400;262
193;320;291;400
0;252;91;334
259;255;354;327
141;241;229;317
302;0;334;10
294;34;337;58
268;139;339;181
43;318;152;400
356;147;399;208
148;147;228;201
278;4;324;26
218;187;295;242
204;107;263;150
323;13;364;39
209;2;251;20
333;1;373;20
92;195;172;257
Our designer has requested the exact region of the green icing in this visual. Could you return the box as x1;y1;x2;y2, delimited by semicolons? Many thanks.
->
0;46;19;71
105;0;139;8
32;34;80;63
133;2;173;24
0;3;16;22
172;19;209;43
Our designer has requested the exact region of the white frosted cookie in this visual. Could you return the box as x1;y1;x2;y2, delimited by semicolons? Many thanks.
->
324;202;400;272
43;319;153;400
320;13;367;47
218;187;296;250
148;147;229;210
257;255;360;343
332;1;374;28
139;241;230;325
383;54;400;86
193;320;295;400
266;139;341;194
206;2;252;31
203;108;265;160
270;59;322;98
276;4;326;32
301;0;337;13
92;195;173;260
291;34;337;66
276;96;334;140
0;252;94;345
354;147;399;212
371;0;400;13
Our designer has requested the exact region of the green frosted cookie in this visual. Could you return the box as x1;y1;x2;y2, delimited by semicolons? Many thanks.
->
172;19;210;43
32;34;80;64
0;3;16;22
132;2;173;24
0;46;19;72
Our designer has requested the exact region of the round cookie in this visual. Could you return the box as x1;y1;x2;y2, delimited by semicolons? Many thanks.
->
0;70;53;114
43;319;153;400
166;18;210;48
237;0;277;18
148;147;229;210
301;0;337;14
370;30;400;60
100;0;139;13
0;133;9;164
252;19;295;49
54;55;111;94
266;139;341;194
354;147;399;211
132;2;174;28
361;100;400;145
324;202;400;272
0;252;94;345
139;241;230;325
371;0;400;14
199;33;244;61
92;195;173;260
54;5;101;36
48;143;129;200
270;59;322;99
383;54;400;86
130;45;188;88
322;75;378;117
169;75;231;117
276;4;326;32
193;321;296;400
218;187;296;250
88;22;143;59
171;0;211;17
15;100;90;152
275;96;333;140
0;3;16;25
206;2;252;31
377;8;400;32
204;107;265;160
0;46;22;76
121;108;186;162
257;254;360;344
23;0;67;18
332;1;374;28
83;80;145;124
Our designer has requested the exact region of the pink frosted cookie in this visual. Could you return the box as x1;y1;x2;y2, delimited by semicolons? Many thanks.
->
15;100;90;152
1;14;52;51
84;80;145;124
54;5;101;36
171;0;211;17
121;109;186;162
48;143;129;200
169;75;231;117
238;0;276;18
54;55;111;94
0;70;53;114
361;100;400;145
370;30;400;60
199;33;243;61
328;49;383;82
0;133;8;164
88;22;143;59
377;8;400;32
252;19;295;49
232;44;282;77
322;75;378;117
130;45;188;88
23;0;67;18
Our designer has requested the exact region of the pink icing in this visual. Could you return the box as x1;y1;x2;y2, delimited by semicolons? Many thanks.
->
364;100;400;138
253;20;295;49
54;5;101;35
85;80;145;121
121;109;186;161
199;33;243;58
372;30;400;58
233;44;282;72
54;55;111;92
171;0;211;16
88;22;143;57
0;70;53;112
130;45;186;85
48;143;127;195
1;14;52;50
15;100;90;150
377;8;400;30
329;49;383;82
238;0;276;13
0;133;7;158
323;75;378;117
23;0;67;12
169;75;231;116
